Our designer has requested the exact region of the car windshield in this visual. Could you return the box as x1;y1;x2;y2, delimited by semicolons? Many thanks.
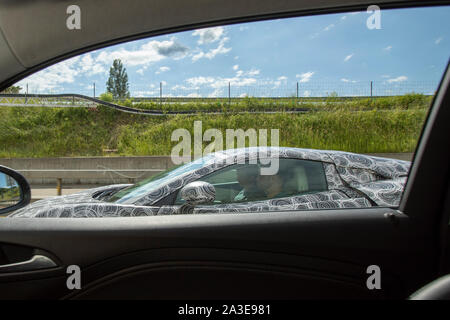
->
107;154;216;203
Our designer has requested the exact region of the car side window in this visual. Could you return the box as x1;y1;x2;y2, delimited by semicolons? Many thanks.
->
174;159;328;205
174;164;241;205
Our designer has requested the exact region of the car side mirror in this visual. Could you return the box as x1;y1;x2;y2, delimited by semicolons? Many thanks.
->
180;181;216;205
0;166;31;215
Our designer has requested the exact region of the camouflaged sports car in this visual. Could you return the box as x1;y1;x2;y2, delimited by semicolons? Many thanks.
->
9;147;411;218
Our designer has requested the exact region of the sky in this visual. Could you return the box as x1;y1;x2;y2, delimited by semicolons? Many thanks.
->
16;5;450;98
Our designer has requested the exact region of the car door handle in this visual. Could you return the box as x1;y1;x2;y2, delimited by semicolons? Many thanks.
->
0;255;58;273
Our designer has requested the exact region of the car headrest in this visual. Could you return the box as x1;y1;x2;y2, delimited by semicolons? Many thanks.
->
283;166;309;195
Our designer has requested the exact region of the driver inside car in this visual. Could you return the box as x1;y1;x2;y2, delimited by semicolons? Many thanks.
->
256;167;293;200
234;164;265;202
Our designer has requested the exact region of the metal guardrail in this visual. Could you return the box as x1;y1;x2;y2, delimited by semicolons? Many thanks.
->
17;168;166;196
0;93;313;115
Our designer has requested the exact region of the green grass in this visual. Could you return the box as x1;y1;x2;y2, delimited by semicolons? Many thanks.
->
113;93;432;113
0;94;430;158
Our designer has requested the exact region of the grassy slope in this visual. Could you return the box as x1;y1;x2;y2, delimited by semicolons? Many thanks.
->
0;95;430;158
115;93;433;112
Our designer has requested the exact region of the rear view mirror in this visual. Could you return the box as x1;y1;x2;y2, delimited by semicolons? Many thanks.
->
0;166;31;215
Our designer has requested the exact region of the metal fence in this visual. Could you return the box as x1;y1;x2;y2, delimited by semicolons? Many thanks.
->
17;80;438;100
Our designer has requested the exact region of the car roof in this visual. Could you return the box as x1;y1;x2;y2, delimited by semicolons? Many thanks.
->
208;147;410;179
0;0;436;89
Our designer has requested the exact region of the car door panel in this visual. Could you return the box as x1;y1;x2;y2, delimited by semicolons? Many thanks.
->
0;207;430;299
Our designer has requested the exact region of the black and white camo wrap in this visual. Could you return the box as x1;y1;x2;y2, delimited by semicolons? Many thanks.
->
131;148;409;206
349;178;406;207
9;147;410;218
180;181;216;205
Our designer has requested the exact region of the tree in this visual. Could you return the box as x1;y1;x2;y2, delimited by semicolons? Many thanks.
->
1;85;22;94
106;59;129;99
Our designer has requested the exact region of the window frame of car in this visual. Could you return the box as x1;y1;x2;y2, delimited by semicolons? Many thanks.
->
157;157;331;207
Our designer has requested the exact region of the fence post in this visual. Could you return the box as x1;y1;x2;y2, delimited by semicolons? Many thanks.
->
228;82;231;106
56;178;62;196
93;82;96;98
296;82;299;104
160;82;162;106
370;81;373;98
25;83;28;104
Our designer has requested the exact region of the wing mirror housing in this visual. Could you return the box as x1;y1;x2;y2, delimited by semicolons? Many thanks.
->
0;166;31;215
180;181;216;205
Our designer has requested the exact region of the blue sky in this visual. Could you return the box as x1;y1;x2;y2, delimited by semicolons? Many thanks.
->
17;5;450;97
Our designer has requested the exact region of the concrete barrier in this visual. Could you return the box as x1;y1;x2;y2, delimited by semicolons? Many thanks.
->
0;153;413;186
0;156;190;185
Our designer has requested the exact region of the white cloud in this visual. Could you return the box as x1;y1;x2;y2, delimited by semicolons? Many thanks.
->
271;76;288;88
155;66;170;74
303;90;311;97
233;64;239;71
296;71;315;83
344;53;354;62
184;71;258;93
323;24;335;31
136;65;148;75
192;37;231;61
341;78;357;83
171;84;190;91
216;77;256;88
192;27;225;45
208;88;224;98
80;54;105;75
96;39;188;67
19;39;189;93
247;69;260;76
341;15;347;20
383;45;392;51
387;76;408;83
167;72;292;97
186;76;216;87
344;54;354;62
17;56;80;92
20;39;189;92
435;37;443;44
